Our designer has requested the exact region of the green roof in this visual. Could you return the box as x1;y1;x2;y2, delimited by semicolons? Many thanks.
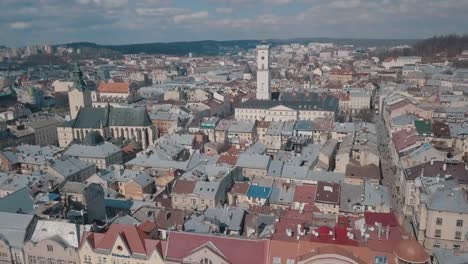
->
414;120;433;135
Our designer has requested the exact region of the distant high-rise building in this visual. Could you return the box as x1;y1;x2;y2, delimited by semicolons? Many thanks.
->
68;63;92;119
256;43;271;100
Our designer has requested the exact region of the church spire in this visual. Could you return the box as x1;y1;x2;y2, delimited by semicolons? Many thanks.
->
71;62;87;91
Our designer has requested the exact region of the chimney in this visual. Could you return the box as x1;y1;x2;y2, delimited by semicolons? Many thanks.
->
443;163;447;171
385;225;390;239
377;223;382;240
430;158;434;165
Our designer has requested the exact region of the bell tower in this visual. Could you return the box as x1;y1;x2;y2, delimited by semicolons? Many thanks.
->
68;63;92;119
256;43;271;100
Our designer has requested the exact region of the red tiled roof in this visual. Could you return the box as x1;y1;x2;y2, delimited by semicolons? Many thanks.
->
81;224;162;256
293;185;317;204
364;212;399;227
229;181;250;195
309;226;359;246
165;232;269;264
393;239;430;263
172;180;196;194
315;181;340;204
392;128;421;152
99;82;130;93
138;221;158;233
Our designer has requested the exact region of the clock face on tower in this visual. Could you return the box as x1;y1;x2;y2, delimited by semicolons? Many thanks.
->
261;56;265;60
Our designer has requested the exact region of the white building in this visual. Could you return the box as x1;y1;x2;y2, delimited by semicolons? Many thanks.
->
256;43;271;100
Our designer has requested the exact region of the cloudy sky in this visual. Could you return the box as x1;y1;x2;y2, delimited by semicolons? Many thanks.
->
1;0;468;47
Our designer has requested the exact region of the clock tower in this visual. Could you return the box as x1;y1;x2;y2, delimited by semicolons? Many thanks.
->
256;43;271;100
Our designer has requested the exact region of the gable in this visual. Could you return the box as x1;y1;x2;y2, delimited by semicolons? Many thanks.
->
182;244;230;264
110;234;132;257
268;104;295;112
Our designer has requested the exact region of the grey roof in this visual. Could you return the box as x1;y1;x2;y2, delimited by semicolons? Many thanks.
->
281;164;308;179
295;120;314;131
320;138;338;157
433;248;468;264
49;157;94;178
305;171;345;184
237;153;270;170
238;95;339;112
12;144;61;158
270;184;295;205
426;187;468;213
193;181;221;199
64;142;121;159
29;220;88;248
131;171;153;187
267;160;284;177
0;187;34;214
340;183;364;213
0;212;34;249
61;181;86;193
228;121;256;133
243;142;267;155
391;114;420;126
72;105;151;128
108;107;152;127
82;131;105;146
204;207;245;231
363;181;391;209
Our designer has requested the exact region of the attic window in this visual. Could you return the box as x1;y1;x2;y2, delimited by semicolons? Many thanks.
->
117;246;123;251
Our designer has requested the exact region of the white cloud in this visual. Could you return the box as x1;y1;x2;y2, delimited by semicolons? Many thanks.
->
173;11;209;24
215;7;232;14
268;0;293;5
10;22;31;29
136;7;186;16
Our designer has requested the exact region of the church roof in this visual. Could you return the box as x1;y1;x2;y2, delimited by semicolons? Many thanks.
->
72;105;152;129
243;64;252;74
82;131;105;146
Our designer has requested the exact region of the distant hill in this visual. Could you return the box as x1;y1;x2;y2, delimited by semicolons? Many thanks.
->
58;38;418;56
413;34;468;58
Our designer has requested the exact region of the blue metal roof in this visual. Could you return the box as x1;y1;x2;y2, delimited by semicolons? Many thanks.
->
247;185;272;199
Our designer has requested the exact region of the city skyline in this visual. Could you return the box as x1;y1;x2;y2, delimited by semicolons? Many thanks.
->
1;0;468;47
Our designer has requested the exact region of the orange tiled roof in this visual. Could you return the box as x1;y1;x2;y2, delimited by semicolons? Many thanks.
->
98;82;130;93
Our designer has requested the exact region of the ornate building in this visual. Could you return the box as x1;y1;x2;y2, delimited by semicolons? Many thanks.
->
57;105;156;149
68;63;92;120
58;64;156;149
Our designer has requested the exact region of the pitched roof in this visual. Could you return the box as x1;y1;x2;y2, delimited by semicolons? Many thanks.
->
72;106;152;128
173;180;196;194
0;187;34;214
165;232;269;264
81;224;161;256
98;82;130;94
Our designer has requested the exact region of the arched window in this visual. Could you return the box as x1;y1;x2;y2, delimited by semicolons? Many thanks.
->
199;258;212;264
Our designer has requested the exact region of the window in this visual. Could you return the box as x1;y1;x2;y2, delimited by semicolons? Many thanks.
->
191;199;196;205
272;257;281;264
374;256;388;264
47;245;53;252
454;244;461;250
199;258;212;264
457;220;463;227
455;231;462;240
433;242;441;248
436;218;443;225
287;259;295;264
435;229;442;238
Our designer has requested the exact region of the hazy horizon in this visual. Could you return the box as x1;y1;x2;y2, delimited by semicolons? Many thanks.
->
1;0;468;47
